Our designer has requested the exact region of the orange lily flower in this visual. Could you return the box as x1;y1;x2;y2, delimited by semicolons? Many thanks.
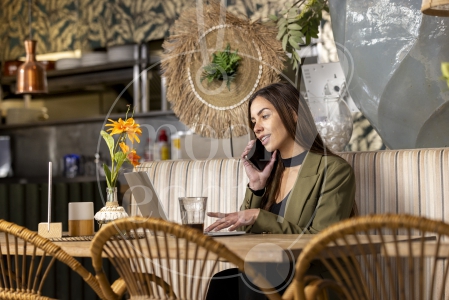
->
127;150;141;167
106;117;142;143
119;142;140;167
119;142;129;153
105;118;127;135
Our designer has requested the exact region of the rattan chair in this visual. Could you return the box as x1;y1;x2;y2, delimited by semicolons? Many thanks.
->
90;216;282;300
282;214;449;300
0;219;109;299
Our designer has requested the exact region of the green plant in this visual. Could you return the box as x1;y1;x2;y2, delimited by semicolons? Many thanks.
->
270;0;328;70
201;43;241;90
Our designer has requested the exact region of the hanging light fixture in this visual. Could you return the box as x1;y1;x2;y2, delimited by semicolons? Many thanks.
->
16;0;48;94
422;0;449;16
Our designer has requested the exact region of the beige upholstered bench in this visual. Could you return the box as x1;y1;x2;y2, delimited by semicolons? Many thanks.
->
133;147;449;224
339;147;449;221
132;159;247;226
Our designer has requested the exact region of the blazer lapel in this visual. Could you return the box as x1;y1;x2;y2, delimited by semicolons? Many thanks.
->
283;152;323;225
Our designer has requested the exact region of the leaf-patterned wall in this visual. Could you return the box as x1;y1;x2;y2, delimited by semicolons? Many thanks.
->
0;0;288;61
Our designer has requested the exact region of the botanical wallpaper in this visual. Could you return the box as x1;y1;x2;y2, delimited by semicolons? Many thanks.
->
0;0;288;61
0;0;384;151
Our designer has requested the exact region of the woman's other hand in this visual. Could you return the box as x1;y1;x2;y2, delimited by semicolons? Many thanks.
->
241;140;276;191
205;209;260;232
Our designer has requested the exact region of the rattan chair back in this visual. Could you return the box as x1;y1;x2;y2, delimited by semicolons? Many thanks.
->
0;219;104;299
90;216;281;300
283;214;449;300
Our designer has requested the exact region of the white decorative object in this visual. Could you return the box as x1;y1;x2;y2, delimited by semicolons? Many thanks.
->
308;97;353;152
94;187;128;228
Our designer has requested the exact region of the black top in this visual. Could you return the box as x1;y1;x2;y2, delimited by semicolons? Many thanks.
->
269;191;291;217
282;151;308;168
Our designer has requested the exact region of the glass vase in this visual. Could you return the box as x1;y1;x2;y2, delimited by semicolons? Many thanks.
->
94;187;129;228
307;97;353;152
106;186;117;202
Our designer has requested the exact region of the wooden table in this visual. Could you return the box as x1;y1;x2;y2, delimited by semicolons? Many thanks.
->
382;241;448;258
0;233;430;263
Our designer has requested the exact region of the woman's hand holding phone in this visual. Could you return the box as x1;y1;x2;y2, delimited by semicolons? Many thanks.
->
241;140;276;191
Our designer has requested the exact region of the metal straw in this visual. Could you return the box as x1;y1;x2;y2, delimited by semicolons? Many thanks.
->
47;161;52;231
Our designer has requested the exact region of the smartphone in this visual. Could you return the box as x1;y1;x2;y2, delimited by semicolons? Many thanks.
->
246;139;273;171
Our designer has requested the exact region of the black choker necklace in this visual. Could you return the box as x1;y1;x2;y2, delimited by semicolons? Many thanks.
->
282;151;308;168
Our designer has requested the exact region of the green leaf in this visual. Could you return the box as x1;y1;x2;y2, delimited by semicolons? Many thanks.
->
101;130;114;160
279;9;288;15
227;78;232;90
293;49;301;61
229;52;241;65
290;30;304;38
103;163;112;187
288;36;300;50
276;26;287;40
114;151;126;163
282;34;289;51
214;52;227;68
201;43;240;86
269;14;278;21
288;23;302;30
277;17;287;27
287;9;297;18
113;152;127;182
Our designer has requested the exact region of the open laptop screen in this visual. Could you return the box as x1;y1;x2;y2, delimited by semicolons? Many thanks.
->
124;171;168;220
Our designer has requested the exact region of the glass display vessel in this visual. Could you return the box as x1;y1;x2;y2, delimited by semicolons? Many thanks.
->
307;96;353;152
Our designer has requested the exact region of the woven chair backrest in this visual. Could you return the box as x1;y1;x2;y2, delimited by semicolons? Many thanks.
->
290;214;449;300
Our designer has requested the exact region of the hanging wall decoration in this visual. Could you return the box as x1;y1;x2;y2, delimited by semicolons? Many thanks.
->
161;1;286;138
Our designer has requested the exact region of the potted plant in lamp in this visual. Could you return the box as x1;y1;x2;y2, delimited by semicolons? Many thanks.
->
201;43;241;91
94;106;142;228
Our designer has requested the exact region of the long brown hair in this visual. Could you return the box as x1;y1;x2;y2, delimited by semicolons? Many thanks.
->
247;82;335;211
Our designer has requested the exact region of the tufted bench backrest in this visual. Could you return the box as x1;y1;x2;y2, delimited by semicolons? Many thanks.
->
133;148;449;224
133;159;248;227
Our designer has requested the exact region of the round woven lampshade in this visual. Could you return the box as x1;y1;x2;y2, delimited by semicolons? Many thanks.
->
162;1;285;138
421;0;449;16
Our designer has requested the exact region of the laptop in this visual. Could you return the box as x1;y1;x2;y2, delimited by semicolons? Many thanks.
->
124;171;246;236
124;171;168;220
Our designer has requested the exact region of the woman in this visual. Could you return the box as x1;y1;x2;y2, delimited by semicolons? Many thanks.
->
204;82;356;300
205;82;356;234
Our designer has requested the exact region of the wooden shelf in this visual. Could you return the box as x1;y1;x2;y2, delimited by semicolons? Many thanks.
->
1;57;162;94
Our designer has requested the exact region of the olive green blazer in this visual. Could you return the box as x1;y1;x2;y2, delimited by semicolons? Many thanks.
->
240;152;356;234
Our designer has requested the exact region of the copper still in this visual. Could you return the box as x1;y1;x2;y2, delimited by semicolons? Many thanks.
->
16;40;48;94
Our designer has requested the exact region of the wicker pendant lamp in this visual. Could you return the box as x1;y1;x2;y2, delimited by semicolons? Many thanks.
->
16;0;48;94
421;0;449;16
161;1;285;139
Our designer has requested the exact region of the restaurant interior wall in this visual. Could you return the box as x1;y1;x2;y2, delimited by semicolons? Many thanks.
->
0;0;291;62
